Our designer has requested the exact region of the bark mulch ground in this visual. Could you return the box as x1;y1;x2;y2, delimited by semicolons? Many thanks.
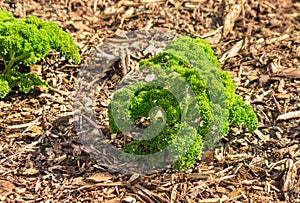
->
0;0;299;202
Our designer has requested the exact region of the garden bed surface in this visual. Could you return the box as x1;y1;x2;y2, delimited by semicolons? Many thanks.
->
0;0;299;202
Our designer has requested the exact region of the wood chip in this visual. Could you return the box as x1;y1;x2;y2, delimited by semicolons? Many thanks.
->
277;111;300;120
86;173;113;183
219;39;244;62
223;4;242;37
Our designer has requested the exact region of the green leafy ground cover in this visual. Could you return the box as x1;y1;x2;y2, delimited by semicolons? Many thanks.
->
108;36;258;170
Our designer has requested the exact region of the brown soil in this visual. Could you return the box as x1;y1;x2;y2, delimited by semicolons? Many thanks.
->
0;0;299;202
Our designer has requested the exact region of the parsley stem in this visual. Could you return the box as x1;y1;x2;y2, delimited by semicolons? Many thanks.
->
3;52;30;74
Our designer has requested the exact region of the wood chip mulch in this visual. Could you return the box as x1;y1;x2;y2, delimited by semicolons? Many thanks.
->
0;0;299;202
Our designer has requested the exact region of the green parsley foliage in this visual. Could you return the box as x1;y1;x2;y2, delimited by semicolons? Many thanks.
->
0;77;10;98
108;36;258;171
0;10;80;98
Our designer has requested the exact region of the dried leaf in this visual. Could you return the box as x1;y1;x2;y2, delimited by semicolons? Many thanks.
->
258;75;270;87
0;180;15;199
71;22;90;31
219;39;244;61
228;189;241;198
277;111;300;120
123;7;134;19
129;173;140;182
277;79;285;93
203;28;222;44
223;4;242;37
254;129;269;141
282;159;297;192
275;67;300;78
171;184;178;202
86;173;113;183
270;62;279;73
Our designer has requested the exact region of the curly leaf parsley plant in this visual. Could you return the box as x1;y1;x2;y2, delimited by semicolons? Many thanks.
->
108;36;258;171
0;10;80;98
